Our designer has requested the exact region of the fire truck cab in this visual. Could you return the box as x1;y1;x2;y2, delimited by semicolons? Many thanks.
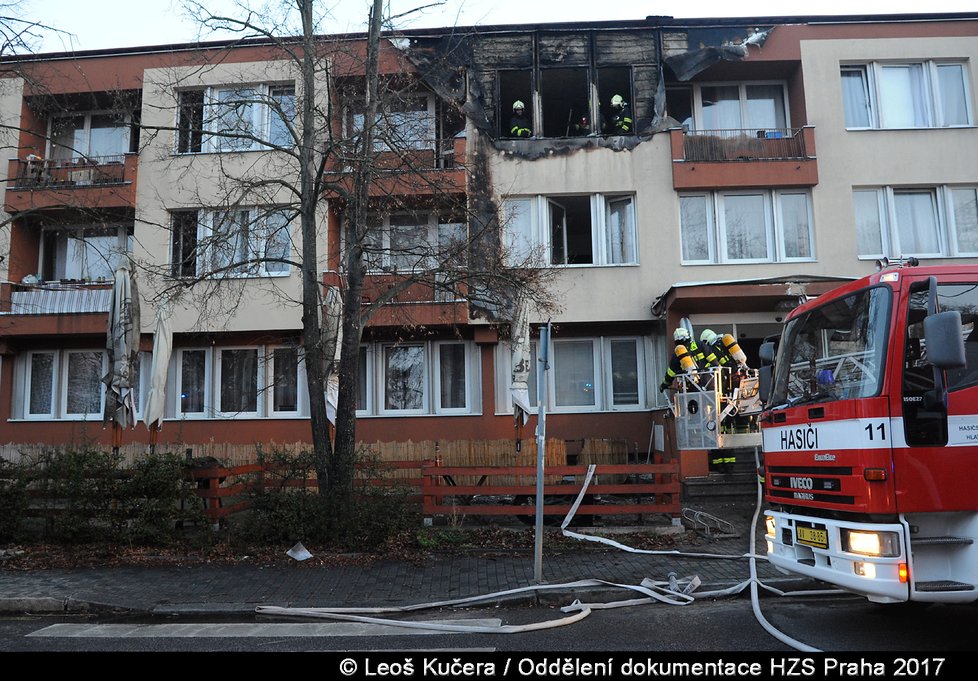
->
761;263;978;603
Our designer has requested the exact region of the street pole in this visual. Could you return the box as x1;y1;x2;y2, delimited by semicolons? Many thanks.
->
533;321;551;583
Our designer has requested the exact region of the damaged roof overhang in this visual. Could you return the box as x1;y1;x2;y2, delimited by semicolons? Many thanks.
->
650;275;854;318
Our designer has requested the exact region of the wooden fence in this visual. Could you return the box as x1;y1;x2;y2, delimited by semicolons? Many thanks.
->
420;462;681;523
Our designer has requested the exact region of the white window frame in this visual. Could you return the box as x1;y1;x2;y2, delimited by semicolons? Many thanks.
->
24;351;58;419
841;60;973;130
61;350;107;419
496;336;648;414
357;341;478;416
203;83;296;153
604;336;646;410
268;346;304;416
689;81;790;132
40;223;133;283
379;343;428;416
433;341;471;414
501;194;638;268
47;110;130;162
854;185;978;260
349;92;437;152
360;211;466;273
679;190;815;265
215;347;262;418
197;207;292;278
176;348;211;418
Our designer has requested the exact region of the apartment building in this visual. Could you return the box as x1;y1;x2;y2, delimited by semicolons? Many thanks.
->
1;13;976;470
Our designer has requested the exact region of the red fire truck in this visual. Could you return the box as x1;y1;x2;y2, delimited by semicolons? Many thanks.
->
761;262;977;604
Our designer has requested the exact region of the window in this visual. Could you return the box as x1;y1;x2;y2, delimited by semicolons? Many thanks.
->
357;341;477;416
40;223;133;282
170;207;292;277
20;350;114;420
680;190;814;264
176;345;305;419
496;66;634;139
218;348;259;415
49;112;130;162
854;186;978;259
502;194;637;267
177;83;296;153
841;61;971;129
499;336;647;413
361;211;466;273
271;347;300;414
350;93;436;151
681;82;788;133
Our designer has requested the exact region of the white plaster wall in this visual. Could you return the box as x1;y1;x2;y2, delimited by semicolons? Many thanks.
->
137;59;329;334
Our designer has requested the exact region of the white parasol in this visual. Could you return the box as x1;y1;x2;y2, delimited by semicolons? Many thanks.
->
144;296;173;441
322;286;343;425
510;297;532;429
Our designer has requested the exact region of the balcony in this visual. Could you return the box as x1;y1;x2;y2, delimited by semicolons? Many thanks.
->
670;126;818;190
5;154;138;213
0;282;112;337
325;137;467;197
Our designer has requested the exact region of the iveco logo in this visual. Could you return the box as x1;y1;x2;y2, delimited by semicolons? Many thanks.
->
815;453;836;462
790;477;814;490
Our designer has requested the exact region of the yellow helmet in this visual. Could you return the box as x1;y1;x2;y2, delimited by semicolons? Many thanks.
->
700;329;717;345
611;94;624;108
674;327;691;342
513;100;525;111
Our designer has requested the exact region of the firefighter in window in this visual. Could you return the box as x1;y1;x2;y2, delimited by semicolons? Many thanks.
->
607;94;633;134
509;100;531;138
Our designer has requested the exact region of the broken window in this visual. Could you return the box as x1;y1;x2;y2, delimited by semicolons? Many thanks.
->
499;70;533;138
597;67;632;134
666;87;693;130
541;68;591;137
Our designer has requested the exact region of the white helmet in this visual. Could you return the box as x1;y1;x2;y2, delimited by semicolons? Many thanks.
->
611;94;624;108
673;327;691;342
513;100;525;111
700;328;717;345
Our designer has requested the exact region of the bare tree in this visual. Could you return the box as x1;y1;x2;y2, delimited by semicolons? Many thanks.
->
139;0;555;525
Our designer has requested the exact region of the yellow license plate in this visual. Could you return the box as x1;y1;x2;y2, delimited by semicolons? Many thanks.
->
796;526;828;549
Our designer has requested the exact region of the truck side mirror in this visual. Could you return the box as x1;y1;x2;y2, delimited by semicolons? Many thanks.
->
758;365;772;404
924;311;966;369
759;341;776;366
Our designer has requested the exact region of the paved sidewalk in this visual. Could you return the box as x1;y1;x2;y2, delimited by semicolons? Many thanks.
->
0;525;813;617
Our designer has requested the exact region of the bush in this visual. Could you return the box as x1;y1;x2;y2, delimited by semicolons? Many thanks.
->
230;445;418;551
0;458;28;542
10;448;204;546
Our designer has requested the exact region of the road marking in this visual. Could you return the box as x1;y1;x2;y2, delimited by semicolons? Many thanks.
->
29;619;503;638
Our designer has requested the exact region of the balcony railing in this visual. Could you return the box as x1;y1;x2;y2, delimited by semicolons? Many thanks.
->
9;154;132;189
3;282;112;315
681;128;809;162
330;137;464;171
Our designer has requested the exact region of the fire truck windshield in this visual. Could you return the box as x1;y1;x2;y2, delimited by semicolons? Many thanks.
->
770;285;892;408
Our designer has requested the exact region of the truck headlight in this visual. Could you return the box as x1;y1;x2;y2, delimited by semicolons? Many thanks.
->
842;529;900;557
765;515;776;538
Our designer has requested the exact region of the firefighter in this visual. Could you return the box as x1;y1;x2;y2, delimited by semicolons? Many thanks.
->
509;100;531;138
700;329;749;370
608;94;633;134
659;327;712;392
